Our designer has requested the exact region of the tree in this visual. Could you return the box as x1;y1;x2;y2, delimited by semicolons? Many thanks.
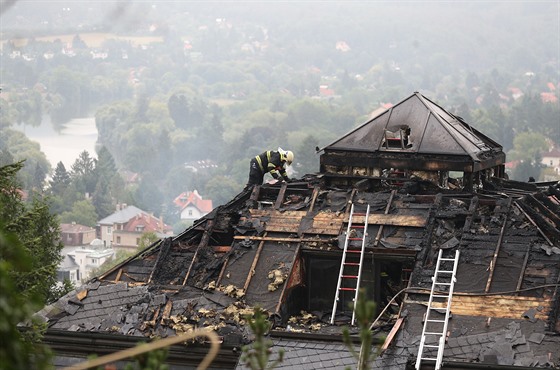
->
342;288;378;370
93;147;119;218
49;161;71;196
71;150;97;196
241;307;284;370
59;199;98;227
295;135;320;176
138;231;159;250
508;131;547;162
0;223;52;370
0;161;66;305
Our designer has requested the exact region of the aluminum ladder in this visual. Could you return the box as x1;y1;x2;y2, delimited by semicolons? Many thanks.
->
330;203;370;325
415;249;460;370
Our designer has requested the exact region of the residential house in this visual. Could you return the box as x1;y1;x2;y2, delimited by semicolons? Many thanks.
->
59;239;114;285
97;204;173;252
35;92;560;370
56;253;80;287
60;222;96;247
67;242;115;284
542;148;560;174
173;190;213;225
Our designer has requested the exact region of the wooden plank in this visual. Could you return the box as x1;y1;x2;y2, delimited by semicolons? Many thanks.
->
233;235;334;243
407;294;551;320
349;213;427;227
244;235;266;292
250;209;307;218
307;186;320;214
213;246;231;253
514;201;554;246
114;268;123;283
216;256;229;287
516;245;531;294
485;197;512;293
160;300;173;324
274;182;288;209
183;221;214;286
275;245;301;313
381;317;404;352
373;190;396;247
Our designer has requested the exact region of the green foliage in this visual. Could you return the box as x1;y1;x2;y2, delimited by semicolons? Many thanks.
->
0;162;64;304
49;161;71;196
138;232;159;250
508;131;548;162
123;346;169;370
0;129;51;190
205;175;241;207
70;150;97;195
89;249;136;278
59;199;98;227
342;289;378;370
241;307;284;370
0;223;53;370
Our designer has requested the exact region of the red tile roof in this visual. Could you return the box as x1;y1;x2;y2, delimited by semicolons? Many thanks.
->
173;190;213;213
123;213;172;234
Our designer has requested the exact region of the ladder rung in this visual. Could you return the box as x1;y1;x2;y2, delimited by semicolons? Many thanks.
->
348;237;363;241
432;294;450;298
342;275;358;279
427;319;446;323
439;258;456;261
424;345;440;348
424;332;444;335
347;250;362;253
434;282;451;285
339;287;356;291
344;262;360;266
352;225;365;228
436;270;454;274
421;357;437;361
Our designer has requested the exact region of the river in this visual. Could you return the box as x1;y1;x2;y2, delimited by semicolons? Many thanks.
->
14;116;99;170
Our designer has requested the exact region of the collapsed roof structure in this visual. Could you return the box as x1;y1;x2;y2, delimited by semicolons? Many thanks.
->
37;92;560;369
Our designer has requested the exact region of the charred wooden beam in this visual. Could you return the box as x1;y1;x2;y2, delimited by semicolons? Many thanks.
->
275;245;301;314
182;220;214;286
233;235;335;243
244;235;266;292
274;182;288;210
485;197;512;293
462;196;479;233
515;200;558;246
373;190;396;247
529;193;560;229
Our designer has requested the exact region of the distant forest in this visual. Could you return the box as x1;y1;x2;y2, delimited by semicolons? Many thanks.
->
1;1;558;228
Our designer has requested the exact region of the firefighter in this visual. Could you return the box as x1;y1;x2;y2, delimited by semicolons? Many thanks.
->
246;148;294;188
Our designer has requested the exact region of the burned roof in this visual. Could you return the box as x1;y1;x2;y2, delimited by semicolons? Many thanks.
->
36;175;560;369
322;92;503;160
35;93;559;370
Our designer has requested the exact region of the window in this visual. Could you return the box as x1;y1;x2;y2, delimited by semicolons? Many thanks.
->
107;226;112;234
91;258;97;264
382;126;412;149
116;236;121;244
136;238;140;245
188;210;193;216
